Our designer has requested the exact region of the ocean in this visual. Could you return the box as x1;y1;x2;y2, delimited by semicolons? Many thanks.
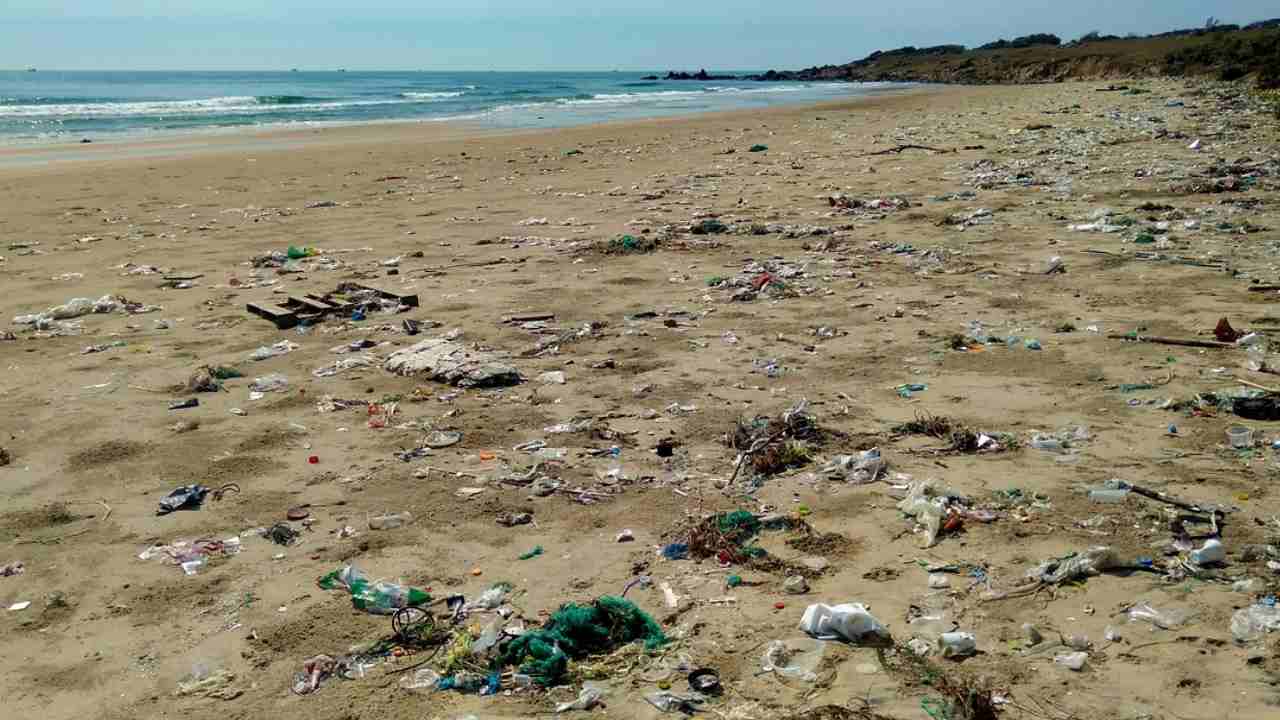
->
0;71;897;144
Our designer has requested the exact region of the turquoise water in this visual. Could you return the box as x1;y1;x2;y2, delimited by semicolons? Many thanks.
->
0;71;898;143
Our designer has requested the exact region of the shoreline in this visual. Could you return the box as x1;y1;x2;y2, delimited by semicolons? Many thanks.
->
0;84;927;170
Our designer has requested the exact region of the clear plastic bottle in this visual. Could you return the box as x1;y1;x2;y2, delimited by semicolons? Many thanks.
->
1245;343;1267;372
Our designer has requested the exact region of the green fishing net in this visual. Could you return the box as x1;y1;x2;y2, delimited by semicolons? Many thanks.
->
498;596;667;684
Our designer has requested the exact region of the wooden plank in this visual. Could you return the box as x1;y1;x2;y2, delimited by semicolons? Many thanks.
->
246;302;298;329
351;283;419;307
303;293;345;310
291;295;337;313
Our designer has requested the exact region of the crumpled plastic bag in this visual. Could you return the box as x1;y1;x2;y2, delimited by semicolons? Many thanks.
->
1231;603;1280;643
1126;602;1192;630
1026;546;1121;584
291;654;337;695
895;478;954;547
556;683;606;713
820;448;886;484
761;639;822;681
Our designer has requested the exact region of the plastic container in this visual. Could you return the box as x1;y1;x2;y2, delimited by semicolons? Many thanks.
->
1227;425;1254;449
1245;344;1267;372
937;632;976;658
1190;538;1226;566
798;603;890;644
1054;652;1087;671
1089;488;1129;503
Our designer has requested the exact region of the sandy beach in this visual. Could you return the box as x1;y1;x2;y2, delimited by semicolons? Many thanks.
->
2;80;1279;720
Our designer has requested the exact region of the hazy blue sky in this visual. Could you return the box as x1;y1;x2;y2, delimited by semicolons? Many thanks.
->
4;1;1276;71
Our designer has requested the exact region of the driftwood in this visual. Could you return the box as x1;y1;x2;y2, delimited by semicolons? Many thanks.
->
1247;285;1280;292
1123;482;1222;517
1107;333;1235;349
865;144;952;156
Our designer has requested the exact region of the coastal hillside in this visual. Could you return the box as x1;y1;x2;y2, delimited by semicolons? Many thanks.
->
672;20;1280;87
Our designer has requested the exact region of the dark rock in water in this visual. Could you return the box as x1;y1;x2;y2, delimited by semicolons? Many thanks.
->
641;75;659;80
665;69;739;81
80;138;92;144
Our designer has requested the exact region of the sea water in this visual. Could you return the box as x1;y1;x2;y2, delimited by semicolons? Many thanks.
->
0;70;903;144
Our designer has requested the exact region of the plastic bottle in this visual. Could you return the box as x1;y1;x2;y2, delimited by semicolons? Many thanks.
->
368;511;413;530
1054;652;1087;671
318;565;431;615
1030;434;1065;452
1089;488;1129;503
1190;539;1225;566
1245;344;1267;372
937;632;976;657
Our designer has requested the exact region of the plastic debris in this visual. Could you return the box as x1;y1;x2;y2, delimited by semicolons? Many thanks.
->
556;683;605;713
1231;602;1280;643
383;337;522;387
317;565;431;615
798;603;891;644
156;485;211;515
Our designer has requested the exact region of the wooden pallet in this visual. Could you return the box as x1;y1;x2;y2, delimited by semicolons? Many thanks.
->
247;283;419;329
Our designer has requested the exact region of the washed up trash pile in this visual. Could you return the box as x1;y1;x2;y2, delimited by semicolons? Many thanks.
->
139;536;242;576
708;258;816;302
827;193;911;217
669;510;778;565
383;337;522;387
889;477;1001;548
727;400;839;484
12;294;161;332
499;596;668;685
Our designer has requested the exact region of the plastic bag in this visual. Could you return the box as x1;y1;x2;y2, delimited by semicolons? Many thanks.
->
761;639;821;681
1126;602;1191;630
1054;652;1087;671
250;340;298;361
1027;547;1121;584
398;667;441;693
895;478;950;547
249;373;290;393
819;448;886;484
556;683;605;713
1230;603;1280;643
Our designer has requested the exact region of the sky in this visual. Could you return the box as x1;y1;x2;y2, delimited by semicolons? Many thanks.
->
3;1;1277;71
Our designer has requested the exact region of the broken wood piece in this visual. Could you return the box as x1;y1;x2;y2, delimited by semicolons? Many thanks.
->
505;313;556;323
1236;378;1280;393
865;144;951;156
1122;481;1223;517
1106;333;1234;349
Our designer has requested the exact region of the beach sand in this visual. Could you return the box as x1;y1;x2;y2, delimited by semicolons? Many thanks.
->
1;81;1278;720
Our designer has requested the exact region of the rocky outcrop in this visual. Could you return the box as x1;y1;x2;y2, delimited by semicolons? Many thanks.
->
664;69;740;81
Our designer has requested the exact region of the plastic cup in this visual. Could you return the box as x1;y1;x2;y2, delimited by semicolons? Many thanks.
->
1227;425;1254;449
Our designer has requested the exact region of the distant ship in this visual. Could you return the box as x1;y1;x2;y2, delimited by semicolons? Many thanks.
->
27;67;37;72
